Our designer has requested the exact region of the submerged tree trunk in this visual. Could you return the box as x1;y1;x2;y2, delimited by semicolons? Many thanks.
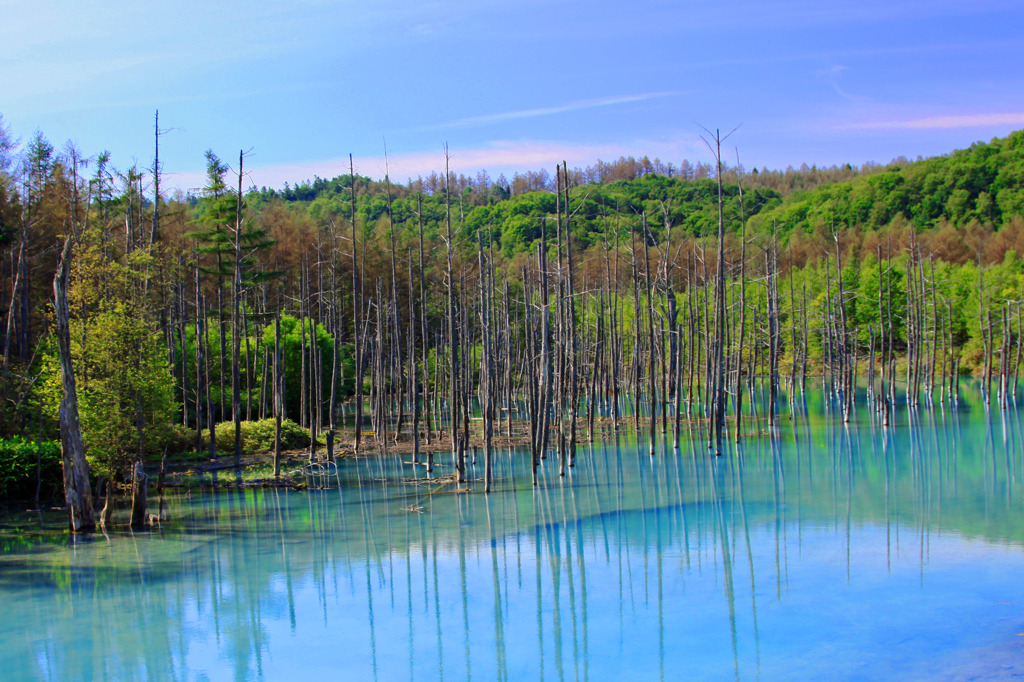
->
350;154;364;452
443;147;465;482
274;313;283;478
130;461;148;529
710;130;728;453
53;238;95;533
232;150;244;469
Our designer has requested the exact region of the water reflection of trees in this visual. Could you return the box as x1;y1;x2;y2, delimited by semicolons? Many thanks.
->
8;399;1024;680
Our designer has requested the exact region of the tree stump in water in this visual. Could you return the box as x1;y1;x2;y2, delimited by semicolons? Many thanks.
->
100;480;113;528
130;462;148;529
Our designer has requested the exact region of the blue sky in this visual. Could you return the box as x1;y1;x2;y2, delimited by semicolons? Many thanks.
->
3;0;1023;192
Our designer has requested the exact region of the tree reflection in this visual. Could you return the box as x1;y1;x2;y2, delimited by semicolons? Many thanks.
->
6;388;1024;679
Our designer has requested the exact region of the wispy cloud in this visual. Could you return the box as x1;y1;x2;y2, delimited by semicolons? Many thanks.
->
837;112;1024;130
427;91;687;130
815;64;874;104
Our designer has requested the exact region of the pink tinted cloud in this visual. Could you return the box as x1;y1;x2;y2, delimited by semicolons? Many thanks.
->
212;139;696;191
837;112;1024;131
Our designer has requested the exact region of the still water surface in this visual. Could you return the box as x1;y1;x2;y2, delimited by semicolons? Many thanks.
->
2;396;1024;680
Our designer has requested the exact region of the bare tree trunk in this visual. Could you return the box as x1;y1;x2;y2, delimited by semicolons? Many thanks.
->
417;195;432;446
53;238;95;533
642;214;657;456
232;151;244;468
130;461;148;529
562;162;580;467
478;232;494;491
274;313;283;478
768;224;781;426
408;249;420;464
443;147;465;482
176;269;188;429
539;221;553;462
877;244;887;419
100;480;113;528
145;109;161;294
710;130;728;453
194;266;205;452
1;235;24;373
1014;304;1022;402
350;154;364;452
205;296;217;460
554;176;567;474
734;213;747;442
630;224;642;430
789;243;799;406
381;152;405;444
611;226;621;427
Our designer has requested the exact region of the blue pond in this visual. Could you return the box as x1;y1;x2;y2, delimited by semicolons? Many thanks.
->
2;395;1023;680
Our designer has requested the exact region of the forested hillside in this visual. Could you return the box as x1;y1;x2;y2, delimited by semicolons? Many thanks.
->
2;113;1024;517
750;131;1024;234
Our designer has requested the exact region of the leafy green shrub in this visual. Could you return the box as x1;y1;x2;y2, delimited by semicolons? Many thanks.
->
164;424;198;455
0;437;63;501
214;419;310;454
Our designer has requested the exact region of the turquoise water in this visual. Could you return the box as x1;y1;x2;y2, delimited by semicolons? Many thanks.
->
2;397;1024;680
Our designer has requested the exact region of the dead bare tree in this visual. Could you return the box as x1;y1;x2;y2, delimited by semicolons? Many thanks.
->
53;237;95;533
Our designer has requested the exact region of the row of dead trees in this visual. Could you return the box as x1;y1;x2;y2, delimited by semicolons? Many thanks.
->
39;135;1024;532
161;153;1024;481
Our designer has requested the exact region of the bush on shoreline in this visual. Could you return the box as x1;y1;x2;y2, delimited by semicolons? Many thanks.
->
214;419;311;455
0;438;62;501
